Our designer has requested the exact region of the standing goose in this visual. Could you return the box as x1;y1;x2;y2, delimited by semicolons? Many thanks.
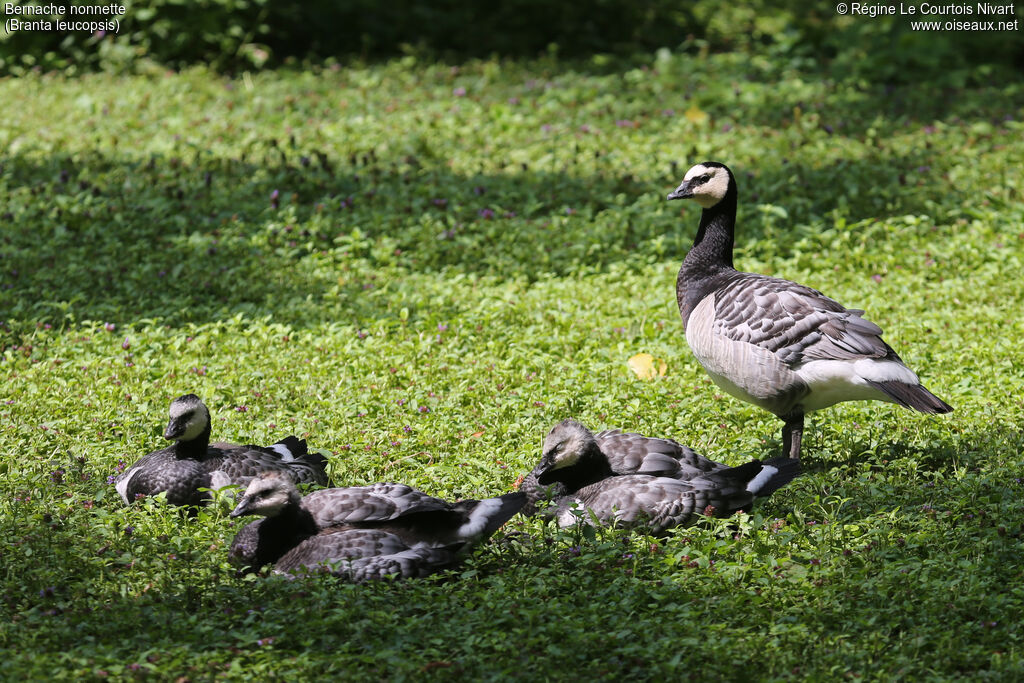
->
114;394;329;506
519;419;799;533
228;473;526;582
667;162;952;459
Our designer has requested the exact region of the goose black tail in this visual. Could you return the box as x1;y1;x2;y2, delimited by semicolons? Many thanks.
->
867;380;953;414
272;435;308;458
754;456;802;497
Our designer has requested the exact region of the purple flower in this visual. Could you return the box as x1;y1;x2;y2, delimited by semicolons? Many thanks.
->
431;198;448;208
533;401;545;407
357;330;367;339
478;208;494;219
121;337;130;350
508;97;519;105
124;525;134;536
453;87;466;97
418;406;430;413
403;425;412;433
270;189;280;209
437;323;449;332
615;119;635;128
107;475;117;484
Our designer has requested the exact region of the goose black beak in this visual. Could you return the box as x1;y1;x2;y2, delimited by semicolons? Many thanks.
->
229;498;250;518
667;182;693;201
163;419;185;440
536;463;559;486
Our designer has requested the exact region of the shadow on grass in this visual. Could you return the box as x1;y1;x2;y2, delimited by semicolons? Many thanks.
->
0;103;1008;332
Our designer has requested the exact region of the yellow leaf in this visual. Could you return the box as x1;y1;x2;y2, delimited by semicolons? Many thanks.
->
684;105;709;125
628;353;667;381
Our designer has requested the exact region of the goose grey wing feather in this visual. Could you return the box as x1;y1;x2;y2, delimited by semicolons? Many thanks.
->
713;273;894;366
298;483;451;527
274;528;458;581
116;448;211;505
565;476;702;534
203;447;328;488
594;429;727;478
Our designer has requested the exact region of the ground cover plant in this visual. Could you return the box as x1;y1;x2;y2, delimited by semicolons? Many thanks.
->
2;51;1023;680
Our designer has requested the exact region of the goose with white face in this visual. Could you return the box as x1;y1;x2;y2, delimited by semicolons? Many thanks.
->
163;394;209;442
231;473;300;519
539;420;597;475
667;163;731;209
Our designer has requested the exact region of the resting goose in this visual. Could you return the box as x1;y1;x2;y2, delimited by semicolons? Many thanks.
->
517;419;729;515
114;394;329;506
520;419;799;534
667;162;952;459
228;473;526;582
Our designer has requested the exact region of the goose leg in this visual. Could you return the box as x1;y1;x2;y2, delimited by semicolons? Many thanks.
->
781;413;804;460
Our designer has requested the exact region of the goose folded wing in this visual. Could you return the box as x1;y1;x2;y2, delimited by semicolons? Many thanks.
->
714;274;893;366
300;483;451;527
596;430;721;477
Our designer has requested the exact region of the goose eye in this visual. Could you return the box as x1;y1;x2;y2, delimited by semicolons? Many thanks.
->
699;174;711;183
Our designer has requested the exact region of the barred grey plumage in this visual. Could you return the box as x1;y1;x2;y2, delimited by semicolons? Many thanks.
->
668;162;952;459
519;420;800;534
113;394;328;506
228;473;525;582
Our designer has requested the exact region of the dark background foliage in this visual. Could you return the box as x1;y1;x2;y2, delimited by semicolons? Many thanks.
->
2;0;1021;82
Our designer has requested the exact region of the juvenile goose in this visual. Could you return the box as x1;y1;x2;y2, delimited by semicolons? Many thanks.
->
228;473;526;582
517;419;729;515
114;394;329;506
520;419;799;533
667;162;952;459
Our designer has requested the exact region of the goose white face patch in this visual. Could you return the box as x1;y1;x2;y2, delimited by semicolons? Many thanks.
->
178;412;208;441
683;163;730;209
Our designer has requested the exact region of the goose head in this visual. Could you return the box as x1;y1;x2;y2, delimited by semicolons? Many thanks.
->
230;472;300;519
163;394;211;442
536;419;600;485
667;161;733;209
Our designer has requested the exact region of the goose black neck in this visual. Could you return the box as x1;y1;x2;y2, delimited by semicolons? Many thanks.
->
543;445;615;494
173;422;212;459
684;188;737;276
676;185;738;325
254;503;317;567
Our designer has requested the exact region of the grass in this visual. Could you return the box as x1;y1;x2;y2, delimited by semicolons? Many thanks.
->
1;52;1023;680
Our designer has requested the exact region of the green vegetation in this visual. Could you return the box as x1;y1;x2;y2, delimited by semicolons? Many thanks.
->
2;51;1023;680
